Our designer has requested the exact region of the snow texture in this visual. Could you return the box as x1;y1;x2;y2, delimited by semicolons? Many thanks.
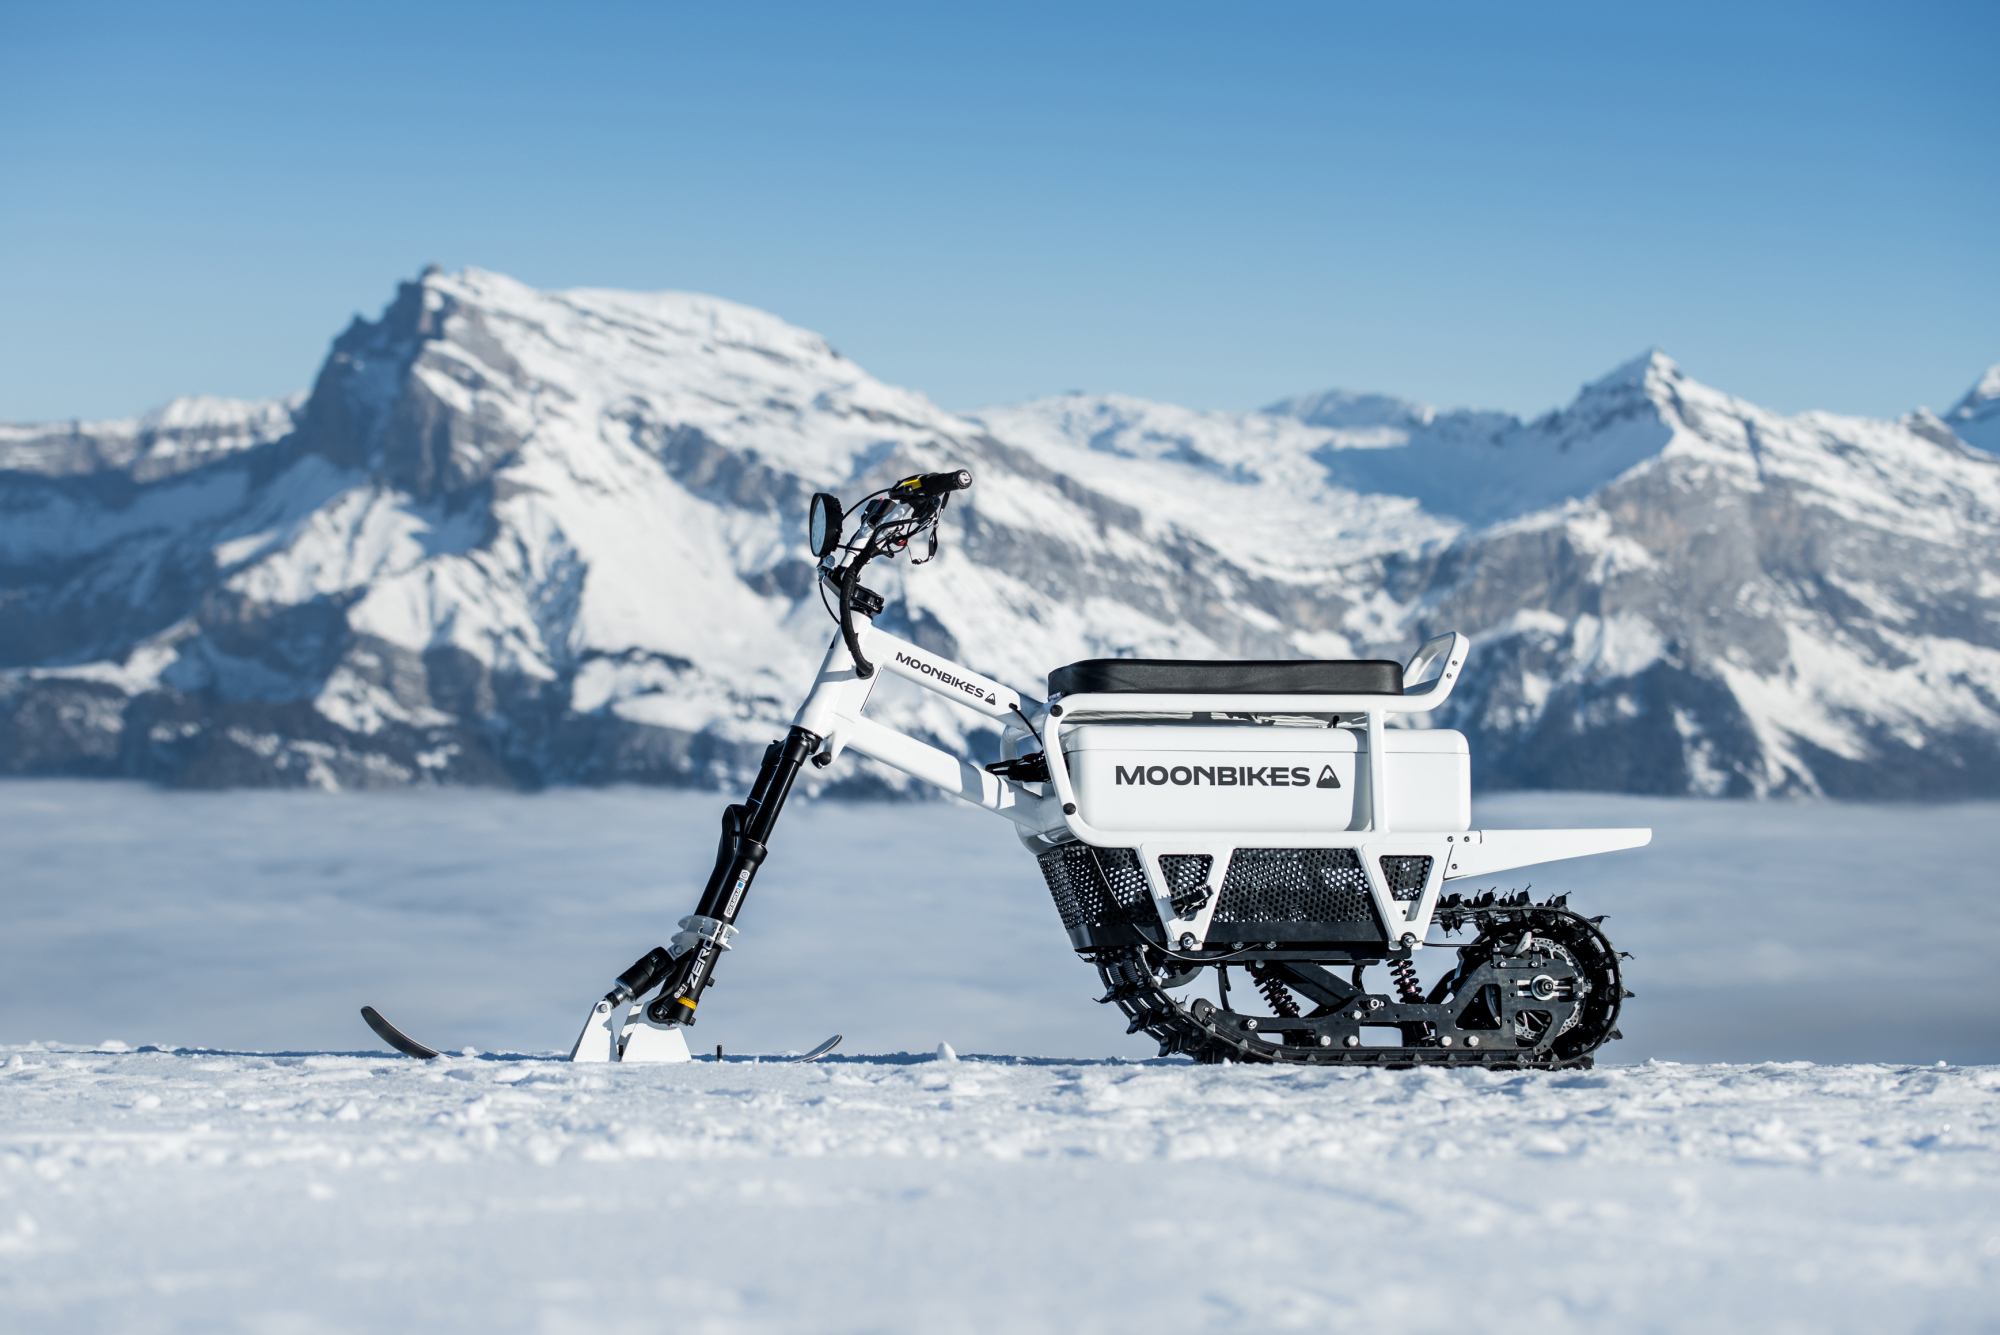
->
3;270;1997;799
3;1049;1996;1333
3;781;1998;1331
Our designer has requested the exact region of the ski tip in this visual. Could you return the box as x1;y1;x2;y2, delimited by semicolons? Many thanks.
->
360;1005;442;1060
790;1034;842;1064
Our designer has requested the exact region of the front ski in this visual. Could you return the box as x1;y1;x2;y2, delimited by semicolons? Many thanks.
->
360;1005;441;1059
790;1034;842;1063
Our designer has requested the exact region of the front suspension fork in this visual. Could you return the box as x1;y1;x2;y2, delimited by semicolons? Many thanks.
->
605;725;820;1033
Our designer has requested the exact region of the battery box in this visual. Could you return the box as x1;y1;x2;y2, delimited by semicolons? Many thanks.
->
1061;723;1470;834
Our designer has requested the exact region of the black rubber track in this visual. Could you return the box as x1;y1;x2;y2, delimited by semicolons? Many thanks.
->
1089;906;1625;1069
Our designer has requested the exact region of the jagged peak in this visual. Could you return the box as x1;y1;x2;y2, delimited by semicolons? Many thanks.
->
1947;360;2000;417
1522;349;1686;446
1942;360;2000;454
1577;348;1683;401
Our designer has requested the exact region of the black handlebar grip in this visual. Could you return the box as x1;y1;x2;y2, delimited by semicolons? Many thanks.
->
896;470;972;498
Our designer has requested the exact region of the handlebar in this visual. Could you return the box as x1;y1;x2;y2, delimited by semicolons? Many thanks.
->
828;470;972;680
894;470;972;499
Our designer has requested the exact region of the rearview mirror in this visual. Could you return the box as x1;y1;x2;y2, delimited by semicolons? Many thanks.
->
808;492;843;558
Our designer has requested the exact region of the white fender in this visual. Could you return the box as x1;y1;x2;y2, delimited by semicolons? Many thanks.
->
1443;828;1652;881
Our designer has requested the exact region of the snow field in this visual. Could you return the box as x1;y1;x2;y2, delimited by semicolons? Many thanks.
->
2;1049;1996;1333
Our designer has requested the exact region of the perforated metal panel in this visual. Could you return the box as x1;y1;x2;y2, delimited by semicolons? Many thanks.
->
1158;854;1213;896
1380;854;1434;902
1213;848;1374;924
1037;844;1153;931
1041;845;1393;934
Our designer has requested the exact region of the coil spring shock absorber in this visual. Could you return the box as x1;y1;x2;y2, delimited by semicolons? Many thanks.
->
1253;967;1301;1018
1388;958;1425;1004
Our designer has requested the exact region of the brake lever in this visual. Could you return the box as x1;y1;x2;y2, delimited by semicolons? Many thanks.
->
838;551;883;678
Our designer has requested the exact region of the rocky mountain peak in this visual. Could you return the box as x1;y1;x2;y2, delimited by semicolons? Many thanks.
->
292;271;451;487
1944;360;2000;454
1529;348;1682;444
300;267;953;502
1956;360;2000;407
1592;347;1682;394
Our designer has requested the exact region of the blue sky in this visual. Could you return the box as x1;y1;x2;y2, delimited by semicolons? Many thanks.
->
2;1;1993;423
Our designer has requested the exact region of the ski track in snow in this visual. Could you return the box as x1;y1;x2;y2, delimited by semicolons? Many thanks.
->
2;1049;1996;1333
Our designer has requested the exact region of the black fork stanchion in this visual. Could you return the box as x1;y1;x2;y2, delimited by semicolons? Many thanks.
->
644;724;821;1027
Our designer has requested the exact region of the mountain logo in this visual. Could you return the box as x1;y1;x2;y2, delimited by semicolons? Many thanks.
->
1316;765;1340;789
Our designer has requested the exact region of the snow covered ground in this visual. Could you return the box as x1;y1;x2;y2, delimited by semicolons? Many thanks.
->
3;782;1998;1331
4;1050;1997;1333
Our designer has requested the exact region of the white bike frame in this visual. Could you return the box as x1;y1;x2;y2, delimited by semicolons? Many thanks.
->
793;623;1650;953
572;471;1650;1066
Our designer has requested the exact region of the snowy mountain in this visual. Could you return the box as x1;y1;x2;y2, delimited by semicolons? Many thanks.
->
3;268;1996;797
1404;357;2000;796
1943;361;2000;453
992;354;2000;796
1273;355;1722;526
0;393;304;482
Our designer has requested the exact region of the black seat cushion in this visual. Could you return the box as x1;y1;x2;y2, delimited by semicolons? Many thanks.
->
1047;658;1404;697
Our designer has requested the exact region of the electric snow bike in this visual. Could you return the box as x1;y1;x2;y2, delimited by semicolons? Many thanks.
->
363;469;1649;1068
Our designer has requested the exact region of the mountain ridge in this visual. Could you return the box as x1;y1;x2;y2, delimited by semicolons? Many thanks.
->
3;269;1996;798
0;393;305;482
